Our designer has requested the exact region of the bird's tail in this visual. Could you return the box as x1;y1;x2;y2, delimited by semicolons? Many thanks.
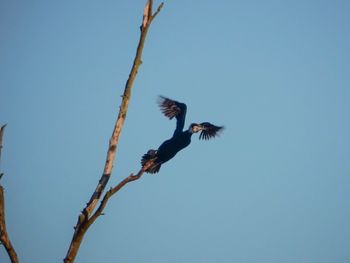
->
141;149;161;174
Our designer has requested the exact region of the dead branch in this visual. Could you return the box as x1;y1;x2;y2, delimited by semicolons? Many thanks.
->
0;124;6;169
86;161;153;229
0;125;19;263
63;1;163;262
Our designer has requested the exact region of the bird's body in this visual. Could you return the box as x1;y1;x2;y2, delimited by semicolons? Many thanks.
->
141;96;223;174
157;130;192;163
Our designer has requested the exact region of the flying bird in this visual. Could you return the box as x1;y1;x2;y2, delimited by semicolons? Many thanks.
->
141;96;224;174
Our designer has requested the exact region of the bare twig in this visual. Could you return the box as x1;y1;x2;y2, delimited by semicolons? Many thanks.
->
0;125;19;263
0;124;6;168
150;2;164;22
64;1;163;262
86;161;153;228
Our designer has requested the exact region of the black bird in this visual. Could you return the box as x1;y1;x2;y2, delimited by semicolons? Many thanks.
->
141;96;224;174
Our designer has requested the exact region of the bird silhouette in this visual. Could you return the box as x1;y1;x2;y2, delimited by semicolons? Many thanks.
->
141;96;224;174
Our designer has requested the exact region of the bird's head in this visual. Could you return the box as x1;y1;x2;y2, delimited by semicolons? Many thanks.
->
189;122;224;139
188;123;204;134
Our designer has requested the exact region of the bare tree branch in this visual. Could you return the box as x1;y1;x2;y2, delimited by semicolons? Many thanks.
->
86;161;153;229
64;1;164;262
0;125;19;263
150;2;164;22
0;124;6;169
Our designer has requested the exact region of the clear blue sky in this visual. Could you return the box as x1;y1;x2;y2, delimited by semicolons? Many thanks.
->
1;0;350;262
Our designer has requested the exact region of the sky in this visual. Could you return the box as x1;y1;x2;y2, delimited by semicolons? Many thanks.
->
1;0;350;262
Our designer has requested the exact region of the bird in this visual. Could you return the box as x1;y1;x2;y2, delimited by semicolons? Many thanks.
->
141;96;224;174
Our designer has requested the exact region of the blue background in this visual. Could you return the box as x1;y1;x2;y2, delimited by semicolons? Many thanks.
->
1;0;350;262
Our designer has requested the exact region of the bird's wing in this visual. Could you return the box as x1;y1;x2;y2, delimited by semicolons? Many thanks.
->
158;96;187;120
199;122;224;140
158;96;187;135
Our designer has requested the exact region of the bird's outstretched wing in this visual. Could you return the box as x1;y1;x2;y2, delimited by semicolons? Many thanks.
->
158;96;187;135
199;122;224;140
158;96;187;120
